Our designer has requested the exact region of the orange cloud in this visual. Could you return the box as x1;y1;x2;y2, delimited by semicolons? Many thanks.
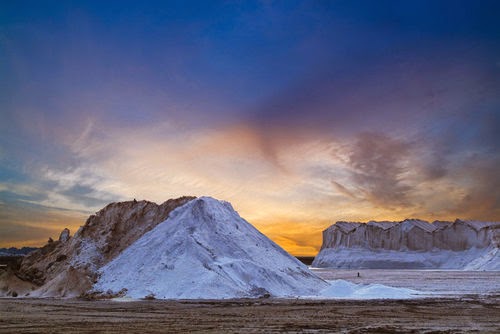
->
0;205;87;248
3;116;498;251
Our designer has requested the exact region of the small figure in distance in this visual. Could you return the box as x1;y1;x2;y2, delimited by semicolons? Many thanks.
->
357;272;360;278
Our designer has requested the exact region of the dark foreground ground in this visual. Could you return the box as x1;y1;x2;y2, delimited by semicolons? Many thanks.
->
1;296;499;333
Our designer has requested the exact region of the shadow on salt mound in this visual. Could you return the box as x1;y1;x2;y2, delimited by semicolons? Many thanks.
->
318;280;423;299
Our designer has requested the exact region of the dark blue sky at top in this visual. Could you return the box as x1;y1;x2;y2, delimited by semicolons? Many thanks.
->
2;0;499;156
0;1;499;246
2;0;499;127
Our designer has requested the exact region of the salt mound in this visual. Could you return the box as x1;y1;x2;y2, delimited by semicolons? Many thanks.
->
94;197;328;299
317;280;422;299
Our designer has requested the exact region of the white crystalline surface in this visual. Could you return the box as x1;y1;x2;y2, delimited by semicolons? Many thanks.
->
94;197;328;299
313;219;500;270
316;280;422;299
313;247;500;270
312;269;500;296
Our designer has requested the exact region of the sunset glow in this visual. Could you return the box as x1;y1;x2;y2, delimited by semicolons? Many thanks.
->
1;1;499;254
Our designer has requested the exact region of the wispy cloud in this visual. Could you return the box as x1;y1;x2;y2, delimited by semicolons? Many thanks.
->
346;133;412;208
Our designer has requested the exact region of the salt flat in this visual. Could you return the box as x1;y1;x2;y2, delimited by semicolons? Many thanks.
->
313;269;500;296
1;270;499;333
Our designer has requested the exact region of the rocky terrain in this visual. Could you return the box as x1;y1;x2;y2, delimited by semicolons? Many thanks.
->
2;196;194;298
313;219;500;269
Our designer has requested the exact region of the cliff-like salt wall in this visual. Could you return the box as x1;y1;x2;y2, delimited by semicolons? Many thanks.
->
313;219;499;270
320;219;499;251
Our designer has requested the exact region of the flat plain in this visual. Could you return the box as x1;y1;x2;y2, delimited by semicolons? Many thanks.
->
312;269;500;296
1;296;499;333
1;269;499;333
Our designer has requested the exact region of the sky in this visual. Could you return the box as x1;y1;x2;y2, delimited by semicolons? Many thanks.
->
1;0;499;255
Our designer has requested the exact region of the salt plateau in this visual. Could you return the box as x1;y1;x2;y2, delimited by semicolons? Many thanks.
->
313;219;500;270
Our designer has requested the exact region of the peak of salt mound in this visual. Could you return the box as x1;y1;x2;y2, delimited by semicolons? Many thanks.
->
94;197;328;299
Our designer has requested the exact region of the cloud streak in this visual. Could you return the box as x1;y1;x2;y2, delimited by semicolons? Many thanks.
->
346;133;412;208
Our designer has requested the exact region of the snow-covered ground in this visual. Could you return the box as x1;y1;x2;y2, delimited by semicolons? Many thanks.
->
312;269;500;297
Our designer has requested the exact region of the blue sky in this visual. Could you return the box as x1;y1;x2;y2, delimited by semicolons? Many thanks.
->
1;0;499;254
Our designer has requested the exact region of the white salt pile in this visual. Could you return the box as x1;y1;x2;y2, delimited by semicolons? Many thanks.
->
94;197;329;299
316;280;422;299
